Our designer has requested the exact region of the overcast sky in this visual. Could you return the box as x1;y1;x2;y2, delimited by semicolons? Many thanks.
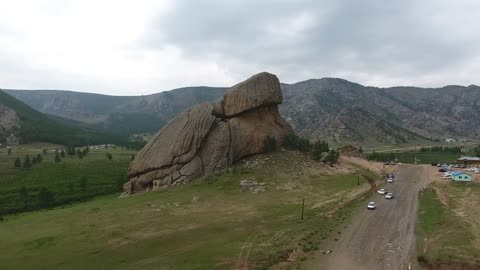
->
1;0;479;95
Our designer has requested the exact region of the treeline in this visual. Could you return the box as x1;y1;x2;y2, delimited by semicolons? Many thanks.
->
419;146;461;153
367;152;396;162
264;133;339;164
2;176;126;216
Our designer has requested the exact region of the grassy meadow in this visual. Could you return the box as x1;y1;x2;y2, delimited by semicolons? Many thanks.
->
417;182;480;267
0;144;135;215
0;151;380;269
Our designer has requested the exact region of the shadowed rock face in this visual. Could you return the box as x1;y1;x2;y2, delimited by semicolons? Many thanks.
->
0;105;20;144
124;72;292;194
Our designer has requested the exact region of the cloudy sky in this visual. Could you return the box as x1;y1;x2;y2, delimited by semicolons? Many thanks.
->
0;0;479;95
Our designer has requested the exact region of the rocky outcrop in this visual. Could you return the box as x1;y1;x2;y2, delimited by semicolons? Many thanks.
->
0;105;20;144
124;72;292;194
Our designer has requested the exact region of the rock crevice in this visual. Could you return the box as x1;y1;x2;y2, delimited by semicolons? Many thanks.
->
124;72;292;194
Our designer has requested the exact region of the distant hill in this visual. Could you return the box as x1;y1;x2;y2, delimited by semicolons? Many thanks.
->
0;89;126;146
6;78;480;146
5;87;226;135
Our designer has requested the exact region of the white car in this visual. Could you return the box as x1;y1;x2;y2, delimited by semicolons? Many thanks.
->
387;178;394;183
377;188;387;195
466;167;478;172
367;201;377;210
385;192;394;199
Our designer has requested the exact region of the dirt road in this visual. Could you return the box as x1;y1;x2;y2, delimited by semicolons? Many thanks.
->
315;165;428;270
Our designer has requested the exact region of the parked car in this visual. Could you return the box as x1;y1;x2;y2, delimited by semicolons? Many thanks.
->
466;167;478;172
385;193;394;199
436;163;441;167
460;164;467;168
387;178;394;183
442;175;451;179
439;168;447;172
377;188;387;195
454;164;459;168
367;201;377;210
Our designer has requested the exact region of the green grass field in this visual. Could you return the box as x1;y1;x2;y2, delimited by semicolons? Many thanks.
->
0;151;379;269
417;183;480;267
0;144;136;215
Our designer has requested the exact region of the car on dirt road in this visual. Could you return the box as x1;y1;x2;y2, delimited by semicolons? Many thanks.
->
385;192;394;199
367;201;377;210
377;188;387;195
387;178;394;183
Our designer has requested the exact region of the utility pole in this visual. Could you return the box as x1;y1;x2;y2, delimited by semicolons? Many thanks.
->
301;199;305;221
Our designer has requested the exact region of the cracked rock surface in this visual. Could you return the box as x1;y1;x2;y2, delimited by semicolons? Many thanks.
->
124;72;292;194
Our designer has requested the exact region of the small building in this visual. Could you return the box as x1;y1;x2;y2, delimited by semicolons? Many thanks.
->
457;156;480;167
451;172;472;182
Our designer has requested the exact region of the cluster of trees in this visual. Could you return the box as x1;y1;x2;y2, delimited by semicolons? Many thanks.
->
54;146;90;163
281;133;340;164
366;151;395;162
14;154;43;169
16;176;91;211
473;145;480;157
419;146;461;153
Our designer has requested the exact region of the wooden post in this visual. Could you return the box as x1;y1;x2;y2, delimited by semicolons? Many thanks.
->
301;199;305;221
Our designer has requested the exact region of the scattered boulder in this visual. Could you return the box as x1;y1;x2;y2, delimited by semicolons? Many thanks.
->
124;72;292;194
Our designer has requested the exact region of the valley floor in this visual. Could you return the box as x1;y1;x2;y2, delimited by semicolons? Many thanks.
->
0;151;382;270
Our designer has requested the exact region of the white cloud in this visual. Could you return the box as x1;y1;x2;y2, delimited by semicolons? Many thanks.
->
0;0;480;94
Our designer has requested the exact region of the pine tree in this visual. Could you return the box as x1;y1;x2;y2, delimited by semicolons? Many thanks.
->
23;155;32;169
54;151;61;163
7;148;12;155
42;149;47;155
32;156;38;165
60;149;66;158
106;153;113;160
14;157;21;168
37;153;43;163
79;176;88;193
37;187;54;208
19;186;29;207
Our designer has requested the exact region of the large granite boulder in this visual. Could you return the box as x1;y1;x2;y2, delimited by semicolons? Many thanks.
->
124;72;292;194
223;72;283;117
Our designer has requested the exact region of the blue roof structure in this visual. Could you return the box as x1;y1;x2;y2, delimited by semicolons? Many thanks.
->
451;172;466;176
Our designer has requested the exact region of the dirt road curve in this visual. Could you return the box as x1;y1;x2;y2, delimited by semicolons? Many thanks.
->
316;165;428;270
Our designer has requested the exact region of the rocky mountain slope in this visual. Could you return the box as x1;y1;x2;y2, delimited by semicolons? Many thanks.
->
125;72;291;193
5;87;226;135
5;77;480;146
0;104;20;144
0;90;126;145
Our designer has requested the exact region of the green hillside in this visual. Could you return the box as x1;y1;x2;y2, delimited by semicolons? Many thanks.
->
0;90;126;146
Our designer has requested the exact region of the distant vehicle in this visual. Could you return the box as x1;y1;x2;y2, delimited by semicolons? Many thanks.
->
386;173;395;179
442;175;451;179
367;201;377;210
439;168;447;172
460;164;467;168
398;162;403;165
454;164;459;168
466;167;478;172
444;172;453;176
377;188;387;195
387;178;394;183
385;193;394;199
436;164;441;167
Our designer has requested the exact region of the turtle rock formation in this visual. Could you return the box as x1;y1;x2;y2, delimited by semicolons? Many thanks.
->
124;72;292;194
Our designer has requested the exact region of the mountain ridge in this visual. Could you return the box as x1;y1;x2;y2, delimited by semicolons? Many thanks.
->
4;77;480;146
